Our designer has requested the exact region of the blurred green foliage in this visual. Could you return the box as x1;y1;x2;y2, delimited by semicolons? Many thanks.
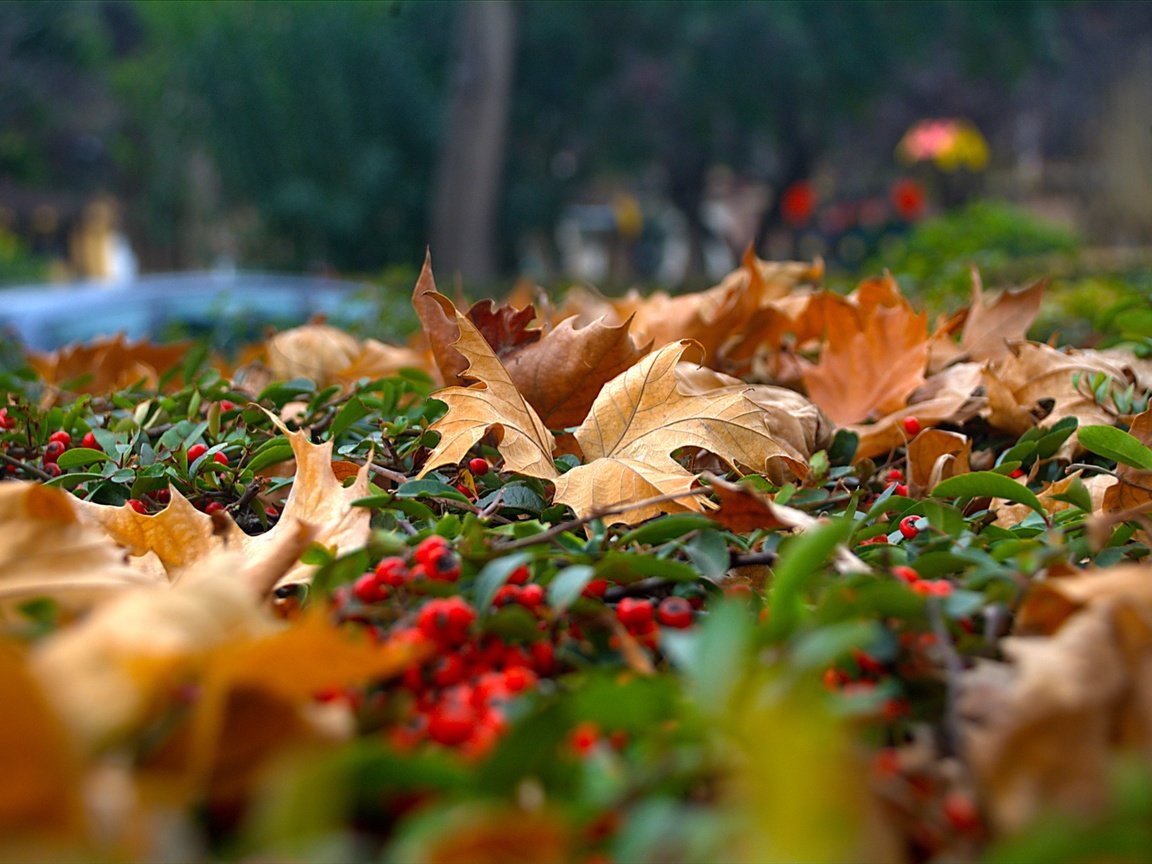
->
865;200;1080;307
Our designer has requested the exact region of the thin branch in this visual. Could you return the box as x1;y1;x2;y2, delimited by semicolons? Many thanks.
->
0;450;54;482
927;598;966;762
229;478;265;513
493;487;712;552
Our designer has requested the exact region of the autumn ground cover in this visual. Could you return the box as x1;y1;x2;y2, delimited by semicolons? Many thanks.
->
4;252;1152;863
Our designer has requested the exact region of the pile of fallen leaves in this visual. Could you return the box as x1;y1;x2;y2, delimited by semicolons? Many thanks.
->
4;251;1152;862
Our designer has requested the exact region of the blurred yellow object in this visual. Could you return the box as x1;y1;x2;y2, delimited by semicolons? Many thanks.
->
897;118;989;172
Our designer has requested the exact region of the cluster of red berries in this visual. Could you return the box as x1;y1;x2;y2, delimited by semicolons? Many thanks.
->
871;748;984;852
329;535;704;756
891;564;954;597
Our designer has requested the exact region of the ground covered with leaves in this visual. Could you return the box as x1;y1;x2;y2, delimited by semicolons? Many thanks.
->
4;252;1152;863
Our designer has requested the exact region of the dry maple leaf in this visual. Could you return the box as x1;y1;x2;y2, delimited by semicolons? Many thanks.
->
504;314;650;430
801;280;929;426
412;250;469;385
27;334;191;405
959;276;1044;364
1101;407;1152;515
848;362;986;462
71;408;373;589
419;293;558;482
467;297;542;357
552;341;812;524
0;482;156;612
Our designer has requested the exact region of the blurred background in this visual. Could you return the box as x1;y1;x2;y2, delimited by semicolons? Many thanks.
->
2;0;1151;306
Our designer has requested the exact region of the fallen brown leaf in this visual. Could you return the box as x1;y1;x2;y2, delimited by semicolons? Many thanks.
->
419;293;558;482
553;341;811;524
906;429;971;498
28;334;191;405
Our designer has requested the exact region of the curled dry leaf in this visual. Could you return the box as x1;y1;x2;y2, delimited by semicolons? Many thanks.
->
906;429;971;498
412;251;468;385
467;298;542;357
0;482;156;612
265;322;360;384
505;314;650;430
553;341;812;524
961;562;1152;833
848;363;986;462
418;293;558;482
993;470;1098;529
983;341;1128;447
1102;407;1152;515
801;279;930;426
30;521;316;753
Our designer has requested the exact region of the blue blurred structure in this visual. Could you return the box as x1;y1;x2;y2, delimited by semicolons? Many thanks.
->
0;272;376;351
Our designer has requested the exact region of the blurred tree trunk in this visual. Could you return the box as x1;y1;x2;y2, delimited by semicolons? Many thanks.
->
431;1;517;285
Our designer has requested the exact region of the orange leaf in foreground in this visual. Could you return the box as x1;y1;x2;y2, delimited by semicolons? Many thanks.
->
801;281;929;426
552;341;812;524
419;293;557;482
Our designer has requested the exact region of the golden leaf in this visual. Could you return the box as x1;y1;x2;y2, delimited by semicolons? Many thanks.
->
30;523;316;753
265;322;361;384
419;293;558;482
553;341;811;523
802;281;929;425
0;483;155;613
72;408;372;590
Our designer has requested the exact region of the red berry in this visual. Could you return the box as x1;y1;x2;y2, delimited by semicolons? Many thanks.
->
823;667;847;690
427;700;476;746
886;468;904;482
414;535;451;568
1009;468;1025;479
81;431;98;450
615;597;654;629
902;416;922;436
41;461;62;477
204;501;225;515
42;441;65;463
570;721;600;755
352;571;386;604
530;640;555;675
518;583;545;609
898;515;920;540
374;556;409;587
507;565;530;585
187;443;208;462
891;565;920;584
468;457;490;476
212;451;229;466
656;596;694;629
852;648;886;676
582;578;609;599
427;551;461;582
502;665;537;693
219;400;237;412
154;488;171;504
417;597;476;646
492;584;522;608
127;498;148;514
942;793;982;834
0;408;13;430
48;430;71;448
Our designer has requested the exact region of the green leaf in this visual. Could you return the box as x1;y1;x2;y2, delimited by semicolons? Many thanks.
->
472;552;534;616
932;471;1046;519
395;478;471;503
617;513;715;546
547;565;596;613
766;518;853;640
1078;424;1152;470
329;396;371;440
597;551;701;584
246;437;295;473
55;447;111;468
684;529;730;582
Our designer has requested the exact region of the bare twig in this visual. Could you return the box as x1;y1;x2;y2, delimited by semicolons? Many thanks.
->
0;450;54;482
493;487;712;552
927;598;966;761
228;478;265;513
